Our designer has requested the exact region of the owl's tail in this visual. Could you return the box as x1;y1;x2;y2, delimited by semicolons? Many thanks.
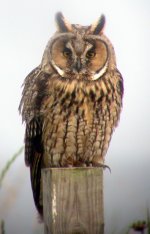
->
30;151;43;219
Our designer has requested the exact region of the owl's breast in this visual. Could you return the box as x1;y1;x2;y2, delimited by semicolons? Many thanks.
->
41;77;122;167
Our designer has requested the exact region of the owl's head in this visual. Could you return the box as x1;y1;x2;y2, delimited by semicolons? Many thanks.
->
41;12;116;81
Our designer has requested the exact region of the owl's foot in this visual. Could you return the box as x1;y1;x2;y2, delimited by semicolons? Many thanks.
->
62;160;111;172
90;162;111;172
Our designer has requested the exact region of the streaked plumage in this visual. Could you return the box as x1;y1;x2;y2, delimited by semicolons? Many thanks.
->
19;12;123;217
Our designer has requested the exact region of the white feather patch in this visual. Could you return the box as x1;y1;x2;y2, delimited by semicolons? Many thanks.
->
92;60;108;80
51;61;65;77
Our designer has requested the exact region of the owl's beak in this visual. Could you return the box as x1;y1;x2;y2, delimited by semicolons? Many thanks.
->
75;58;82;72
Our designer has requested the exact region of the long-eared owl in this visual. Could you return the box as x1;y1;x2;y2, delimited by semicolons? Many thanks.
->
19;12;123;217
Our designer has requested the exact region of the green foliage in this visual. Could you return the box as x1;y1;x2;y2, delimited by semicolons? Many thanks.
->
131;220;147;233
0;220;5;234
0;146;24;188
147;208;150;234
130;212;150;234
0;147;24;234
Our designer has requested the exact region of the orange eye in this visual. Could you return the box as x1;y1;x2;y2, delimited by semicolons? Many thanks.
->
86;49;96;59
63;48;72;58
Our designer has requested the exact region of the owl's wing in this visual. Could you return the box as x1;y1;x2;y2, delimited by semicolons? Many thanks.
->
19;66;50;164
19;66;48;216
25;117;43;215
19;66;42;125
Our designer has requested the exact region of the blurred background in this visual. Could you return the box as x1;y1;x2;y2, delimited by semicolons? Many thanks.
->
0;0;150;233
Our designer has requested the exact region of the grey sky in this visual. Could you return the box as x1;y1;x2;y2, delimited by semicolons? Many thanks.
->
0;0;150;233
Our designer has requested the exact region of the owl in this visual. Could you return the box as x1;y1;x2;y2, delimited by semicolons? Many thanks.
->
19;12;123;217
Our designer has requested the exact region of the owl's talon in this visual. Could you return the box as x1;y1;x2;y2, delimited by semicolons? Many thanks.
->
103;164;111;173
92;162;111;172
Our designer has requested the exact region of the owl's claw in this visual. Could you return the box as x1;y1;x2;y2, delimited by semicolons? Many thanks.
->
91;162;111;173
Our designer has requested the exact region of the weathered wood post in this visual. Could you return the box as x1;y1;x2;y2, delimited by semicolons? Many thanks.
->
42;167;104;234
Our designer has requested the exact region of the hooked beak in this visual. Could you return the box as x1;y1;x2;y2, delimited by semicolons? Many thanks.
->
75;58;82;72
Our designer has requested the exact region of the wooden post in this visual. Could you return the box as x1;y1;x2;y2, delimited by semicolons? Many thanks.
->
42;167;104;234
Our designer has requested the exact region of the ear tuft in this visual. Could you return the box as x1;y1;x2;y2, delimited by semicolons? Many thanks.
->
90;14;106;35
55;12;72;32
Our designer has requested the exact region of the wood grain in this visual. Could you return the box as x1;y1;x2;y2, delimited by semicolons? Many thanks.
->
42;167;104;234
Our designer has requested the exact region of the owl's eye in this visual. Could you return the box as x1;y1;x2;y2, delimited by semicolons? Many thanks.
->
63;47;72;58
86;49;96;59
